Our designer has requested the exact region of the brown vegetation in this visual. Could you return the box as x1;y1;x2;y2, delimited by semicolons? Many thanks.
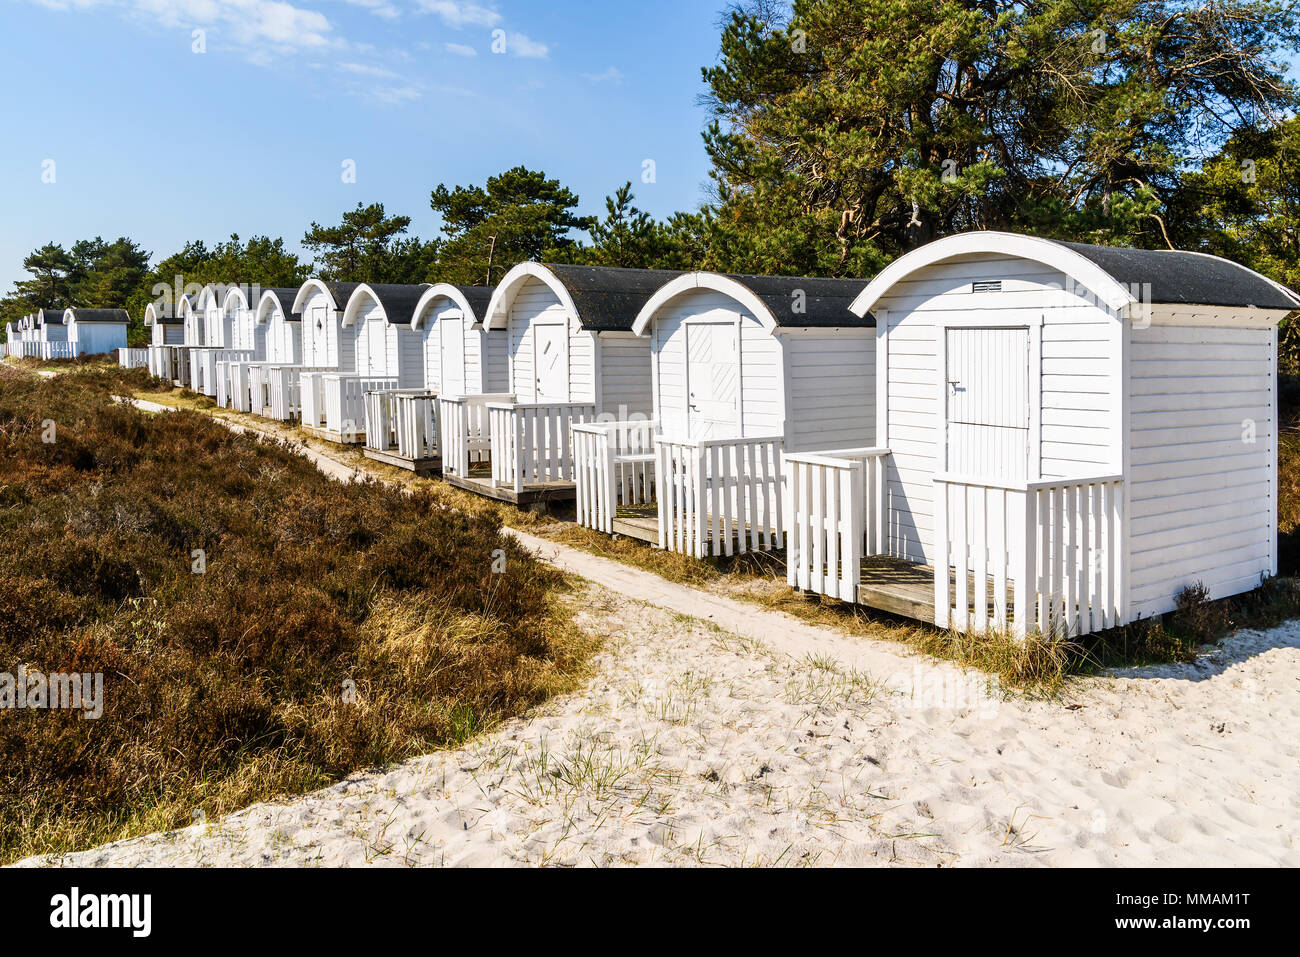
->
0;365;587;862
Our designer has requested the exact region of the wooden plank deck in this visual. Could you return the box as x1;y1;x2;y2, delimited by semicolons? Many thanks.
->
855;557;1018;626
611;503;659;543
856;557;938;623
302;424;366;446
610;504;784;550
362;447;441;475
443;470;577;506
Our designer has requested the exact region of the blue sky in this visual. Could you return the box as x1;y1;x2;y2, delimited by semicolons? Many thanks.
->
0;0;726;290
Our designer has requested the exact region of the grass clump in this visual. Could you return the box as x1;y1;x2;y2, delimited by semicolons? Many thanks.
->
0;364;589;863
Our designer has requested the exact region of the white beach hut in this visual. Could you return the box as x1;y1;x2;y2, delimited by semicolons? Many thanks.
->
62;308;129;355
146;302;185;345
441;263;676;502
784;230;1300;638
128;302;179;371
361;283;505;471
299;283;427;443
15;309;75;359
188;284;254;396
145;299;190;380
573;272;875;556
244;288;304;415
213;286;266;408
250;280;361;421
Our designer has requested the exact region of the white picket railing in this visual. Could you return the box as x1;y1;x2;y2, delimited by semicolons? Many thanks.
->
438;394;513;478
300;371;328;428
117;348;148;370
227;362;256;412
188;348;207;392
656;435;785;558
320;375;398;440
364;389;439;459
216;361;231;407
785;448;891;601
572;420;657;533
489;402;597;493
251;364;279;415
266;366;335;421
147;345;169;379
933;473;1125;638
20;341;77;360
394;392;439;460
168;347;192;387
194;349;254;398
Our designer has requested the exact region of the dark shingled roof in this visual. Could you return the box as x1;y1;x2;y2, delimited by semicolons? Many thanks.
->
67;308;130;324
147;302;184;324
264;288;303;322
712;273;874;327
542;265;687;332
37;308;62;326
456;286;494;323
1056;241;1300;311
321;281;362;311
354;284;431;325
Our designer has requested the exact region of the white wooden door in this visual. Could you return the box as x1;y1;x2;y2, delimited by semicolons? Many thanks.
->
307;305;327;366
685;320;740;439
439;316;466;396
533;322;568;401
365;318;387;375
945;326;1029;480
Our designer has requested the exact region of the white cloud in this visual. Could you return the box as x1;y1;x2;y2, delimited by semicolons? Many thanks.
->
444;41;476;57
32;0;339;52
582;66;622;85
415;0;499;28
342;0;399;19
506;31;547;59
144;0;336;50
339;61;398;77
371;85;421;104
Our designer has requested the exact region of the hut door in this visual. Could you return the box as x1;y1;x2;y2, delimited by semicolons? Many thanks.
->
533;321;568;401
685;320;740;439
366;318;387;375
439;316;465;396
944;326;1029;481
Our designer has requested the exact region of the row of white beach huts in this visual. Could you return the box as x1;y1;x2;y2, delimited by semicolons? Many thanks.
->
19;230;1297;639
4;308;130;359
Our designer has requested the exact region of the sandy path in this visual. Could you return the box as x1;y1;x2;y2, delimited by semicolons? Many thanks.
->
19;584;1299;868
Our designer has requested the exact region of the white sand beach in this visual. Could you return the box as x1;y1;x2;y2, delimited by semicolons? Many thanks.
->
20;581;1299;868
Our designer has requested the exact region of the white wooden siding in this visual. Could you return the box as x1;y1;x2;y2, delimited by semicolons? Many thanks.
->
1126;323;1275;619
785;329;875;453
598;333;653;418
481;324;509;392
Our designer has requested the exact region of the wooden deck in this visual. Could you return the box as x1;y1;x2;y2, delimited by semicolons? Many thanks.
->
302;424;366;446
606;505;1019;628
611;503;659;543
856;557;938;623
443;470;577;506
362;447;441;474
856;557;1019;625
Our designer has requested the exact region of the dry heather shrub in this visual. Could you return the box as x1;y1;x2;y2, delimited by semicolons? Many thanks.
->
0;366;586;862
